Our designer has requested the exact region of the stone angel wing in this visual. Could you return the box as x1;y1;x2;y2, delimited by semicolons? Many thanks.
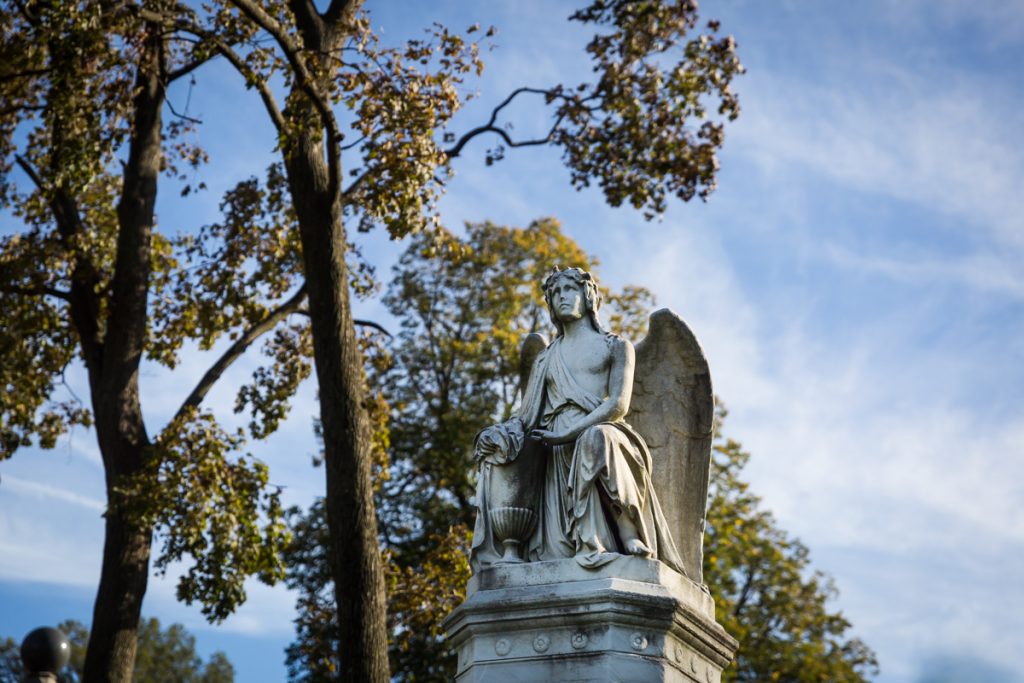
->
519;332;549;400
629;309;715;585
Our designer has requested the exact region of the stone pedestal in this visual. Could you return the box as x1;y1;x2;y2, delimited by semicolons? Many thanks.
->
443;557;738;682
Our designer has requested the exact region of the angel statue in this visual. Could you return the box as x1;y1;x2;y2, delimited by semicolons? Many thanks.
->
471;267;715;583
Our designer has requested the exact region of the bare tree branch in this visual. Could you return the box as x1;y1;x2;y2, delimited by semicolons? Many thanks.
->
0;103;45;118
0;283;71;300
146;11;287;133
212;41;286;133
341;167;368;197
341;134;366;151
294;308;391;337
444;87;566;160
734;566;758;620
170;284;308;425
487;87;553;127
353;318;391;336
228;0;344;192
287;0;325;47
14;154;46;191
0;67;51;84
132;5;236;83
164;96;202;124
341;101;571;203
166;56;208;83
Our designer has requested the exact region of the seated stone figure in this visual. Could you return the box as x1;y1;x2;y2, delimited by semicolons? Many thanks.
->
472;267;685;575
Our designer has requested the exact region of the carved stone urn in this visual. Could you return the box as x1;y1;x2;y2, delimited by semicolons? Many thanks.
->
486;437;546;562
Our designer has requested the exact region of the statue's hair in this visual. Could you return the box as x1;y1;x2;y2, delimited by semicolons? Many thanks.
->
543;266;603;335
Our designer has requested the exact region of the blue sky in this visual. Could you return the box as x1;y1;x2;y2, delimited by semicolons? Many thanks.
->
2;1;1023;681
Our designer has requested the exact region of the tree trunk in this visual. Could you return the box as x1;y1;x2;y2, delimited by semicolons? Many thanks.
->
81;23;164;683
83;391;153;683
285;134;391;683
84;506;153;682
241;0;390;675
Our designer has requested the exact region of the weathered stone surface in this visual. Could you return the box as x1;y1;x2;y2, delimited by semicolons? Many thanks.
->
452;268;731;681
445;557;737;683
471;271;695;576
631;308;715;586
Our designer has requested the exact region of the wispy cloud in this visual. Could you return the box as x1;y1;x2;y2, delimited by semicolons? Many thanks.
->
823;243;1024;300
618;213;1024;553
1;475;104;512
0;505;103;587
733;57;1024;268
879;0;1024;49
143;568;298;638
595;179;1024;681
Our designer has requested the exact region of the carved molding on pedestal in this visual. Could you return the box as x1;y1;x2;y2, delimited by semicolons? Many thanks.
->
444;557;738;682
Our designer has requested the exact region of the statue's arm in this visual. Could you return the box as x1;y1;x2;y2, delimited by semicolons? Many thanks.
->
531;338;635;445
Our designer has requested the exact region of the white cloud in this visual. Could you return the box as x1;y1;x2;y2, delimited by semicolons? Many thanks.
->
823;242;1024;300
1;475;104;512
0;492;104;587
143;569;298;638
879;0;1024;48
733;59;1024;266
831;543;1024;682
614;213;1024;555
574;179;1024;681
606;219;777;410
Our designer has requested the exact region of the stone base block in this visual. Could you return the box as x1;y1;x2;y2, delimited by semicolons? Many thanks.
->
443;557;738;682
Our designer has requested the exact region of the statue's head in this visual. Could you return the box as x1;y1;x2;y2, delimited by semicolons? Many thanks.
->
543;266;603;335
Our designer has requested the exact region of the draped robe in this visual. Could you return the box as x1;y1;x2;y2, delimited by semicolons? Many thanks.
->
471;335;685;576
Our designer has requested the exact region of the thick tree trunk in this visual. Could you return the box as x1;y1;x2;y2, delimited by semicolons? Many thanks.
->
84;504;153;682
285;137;391;682
83;390;153;683
80;24;164;683
234;0;390;675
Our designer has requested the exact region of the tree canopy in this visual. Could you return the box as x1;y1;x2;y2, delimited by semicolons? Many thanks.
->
282;220;876;682
187;3;742;679
0;4;307;676
1;1;742;680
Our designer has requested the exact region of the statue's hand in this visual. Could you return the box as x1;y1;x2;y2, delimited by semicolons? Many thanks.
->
529;428;573;445
474;421;522;463
474;430;503;462
475;441;498;459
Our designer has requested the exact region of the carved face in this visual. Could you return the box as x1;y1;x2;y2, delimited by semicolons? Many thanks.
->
543;267;603;335
551;277;585;323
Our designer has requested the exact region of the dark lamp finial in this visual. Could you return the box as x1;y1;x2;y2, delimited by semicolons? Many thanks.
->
20;627;70;674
